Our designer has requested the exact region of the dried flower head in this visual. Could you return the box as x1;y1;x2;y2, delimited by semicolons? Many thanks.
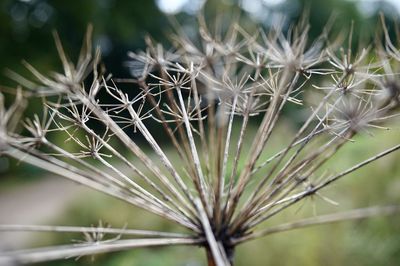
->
0;15;400;266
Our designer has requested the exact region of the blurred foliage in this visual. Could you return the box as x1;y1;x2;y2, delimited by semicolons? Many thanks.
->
0;0;166;86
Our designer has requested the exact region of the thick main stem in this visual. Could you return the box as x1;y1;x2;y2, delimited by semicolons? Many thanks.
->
206;248;217;266
206;246;235;266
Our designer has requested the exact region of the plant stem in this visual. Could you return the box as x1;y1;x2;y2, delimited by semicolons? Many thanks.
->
206;247;235;266
206;248;217;266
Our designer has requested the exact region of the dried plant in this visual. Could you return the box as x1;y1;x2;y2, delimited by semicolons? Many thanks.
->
1;15;400;266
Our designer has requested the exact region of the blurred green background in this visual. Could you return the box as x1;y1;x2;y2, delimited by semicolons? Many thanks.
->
0;0;400;265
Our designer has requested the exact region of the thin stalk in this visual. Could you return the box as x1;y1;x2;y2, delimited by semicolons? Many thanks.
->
226;71;299;229
1;238;203;265
138;79;191;170
253;133;350;217
44;138;187;221
222;95;252;221
247;73;348;202
79;123;198;225
0;224;192;238
4;147;195;230
248;143;400;228
81;96;197;218
232;205;400;245
242;135;349;230
214;96;237;230
176;87;212;216
195;199;231;266
191;75;210;175
250;128;327;176
231;74;348;231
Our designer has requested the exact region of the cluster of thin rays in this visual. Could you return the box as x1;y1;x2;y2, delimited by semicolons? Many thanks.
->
0;15;400;265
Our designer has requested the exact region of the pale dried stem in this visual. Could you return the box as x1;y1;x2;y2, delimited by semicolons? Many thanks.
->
43;139;185;220
227;71;299;231
242;136;350;229
82;97;197;217
248;143;400;228
195;199;231;266
138;80;191;171
232;205;400;244
4;147;195;228
78;122;195;223
235;73;349;225
250;128;327;176
0;224;191;238
0;238;203;265
176;87;212;216
222;95;253;220
214;96;237;230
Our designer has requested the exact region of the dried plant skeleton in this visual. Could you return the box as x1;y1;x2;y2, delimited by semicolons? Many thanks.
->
0;16;400;266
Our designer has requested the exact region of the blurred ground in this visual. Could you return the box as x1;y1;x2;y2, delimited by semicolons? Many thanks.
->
0;176;83;250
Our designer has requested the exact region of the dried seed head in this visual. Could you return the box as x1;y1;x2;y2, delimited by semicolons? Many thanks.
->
324;94;390;135
382;80;400;106
7;26;100;97
260;23;325;73
1;15;400;266
0;90;27;150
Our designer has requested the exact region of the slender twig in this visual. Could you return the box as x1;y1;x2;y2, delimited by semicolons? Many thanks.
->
232;205;400;245
0;238;203;265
